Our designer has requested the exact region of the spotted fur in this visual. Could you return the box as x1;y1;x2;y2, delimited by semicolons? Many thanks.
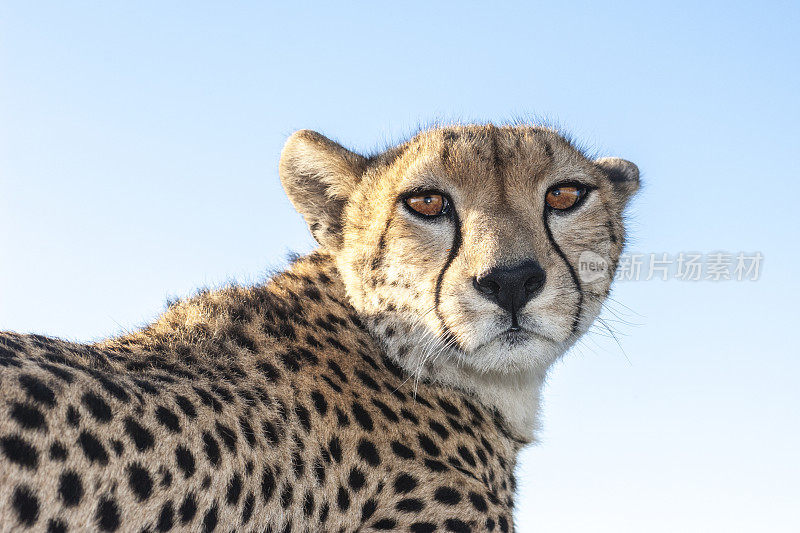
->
0;123;638;532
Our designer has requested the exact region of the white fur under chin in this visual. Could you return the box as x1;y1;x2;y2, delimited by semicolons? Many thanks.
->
374;322;576;443
431;362;548;443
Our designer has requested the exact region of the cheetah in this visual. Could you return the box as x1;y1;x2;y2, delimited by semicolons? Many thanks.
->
0;124;638;532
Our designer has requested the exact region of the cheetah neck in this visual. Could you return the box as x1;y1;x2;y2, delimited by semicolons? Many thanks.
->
103;251;538;443
366;325;544;444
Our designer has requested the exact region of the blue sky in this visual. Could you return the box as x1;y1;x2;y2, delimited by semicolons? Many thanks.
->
1;2;798;531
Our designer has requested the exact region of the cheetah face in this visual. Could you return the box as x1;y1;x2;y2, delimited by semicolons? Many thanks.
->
280;125;638;378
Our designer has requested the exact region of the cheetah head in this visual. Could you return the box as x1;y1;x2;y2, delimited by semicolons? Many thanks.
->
280;124;638;437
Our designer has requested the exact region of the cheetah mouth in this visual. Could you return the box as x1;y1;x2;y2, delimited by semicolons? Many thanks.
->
493;327;550;346
498;328;530;345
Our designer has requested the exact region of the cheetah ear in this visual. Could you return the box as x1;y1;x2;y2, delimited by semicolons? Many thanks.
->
280;130;367;250
595;157;640;204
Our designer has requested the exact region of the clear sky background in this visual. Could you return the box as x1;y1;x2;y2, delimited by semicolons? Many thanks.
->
1;2;798;531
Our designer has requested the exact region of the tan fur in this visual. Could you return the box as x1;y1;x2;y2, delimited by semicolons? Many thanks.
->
0;123;637;532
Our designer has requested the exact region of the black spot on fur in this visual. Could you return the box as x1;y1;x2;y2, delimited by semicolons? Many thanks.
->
179;493;197;523
356;370;381;392
458;445;477;467
202;432;221;466
261;466;276;503
428;419;449;439
174;445;196;478
372;398;399;422
262;419;282;445
155;405;181;433
348;467;366;491
9;402;47;431
226;473;242;505
313;458;326;484
202;503;218;532
1;434;38;469
336;485;350;511
326;360;349;382
310;390;328;416
96;496;121;531
391;441;415;460
157;501;174;532
78;430;109;465
304;286;322;300
239;415;256;447
47;519;67;533
108;438;123;456
12;485;39;526
279;352;301;372
469;491;488;512
123;417;154;452
215;422;237;452
175;394;197;418
401;408;419;425
66;405;81;427
49;441;68;461
322;375;343;393
445;518;471;533
328;436;342;463
96;374;129;402
418;434;441;457
241;492;255;524
81;392;113;423
351;402;373;431
40;363;75;383
434;486;461;505
292;449;305;477
257;361;281;381
357;438;380;466
373;518;398;530
295;404;311;432
159;466;173;487
127;462;153;501
193;386;222;412
303;490;315;517
59;470;83;507
18;374;55;407
438;398;461;417
424;458;448;472
280;483;293;508
229;325;257;352
396;498;425;512
499;516;510;532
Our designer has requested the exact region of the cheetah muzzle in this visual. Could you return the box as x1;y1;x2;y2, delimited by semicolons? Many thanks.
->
0;123;638;532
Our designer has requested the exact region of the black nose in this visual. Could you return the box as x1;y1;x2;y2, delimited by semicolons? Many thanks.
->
473;260;546;330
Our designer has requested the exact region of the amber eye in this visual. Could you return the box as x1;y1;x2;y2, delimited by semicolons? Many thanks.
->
545;184;587;211
404;192;449;218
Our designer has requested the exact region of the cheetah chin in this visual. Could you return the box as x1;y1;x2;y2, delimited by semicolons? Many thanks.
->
1;122;637;532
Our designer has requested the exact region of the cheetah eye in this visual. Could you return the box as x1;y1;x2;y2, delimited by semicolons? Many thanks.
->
545;183;589;211
404;192;450;218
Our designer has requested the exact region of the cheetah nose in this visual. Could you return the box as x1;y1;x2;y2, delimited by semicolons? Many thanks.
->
473;260;546;330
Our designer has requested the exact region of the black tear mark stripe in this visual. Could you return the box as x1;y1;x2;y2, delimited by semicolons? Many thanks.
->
542;211;584;337
434;210;464;349
370;213;394;271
